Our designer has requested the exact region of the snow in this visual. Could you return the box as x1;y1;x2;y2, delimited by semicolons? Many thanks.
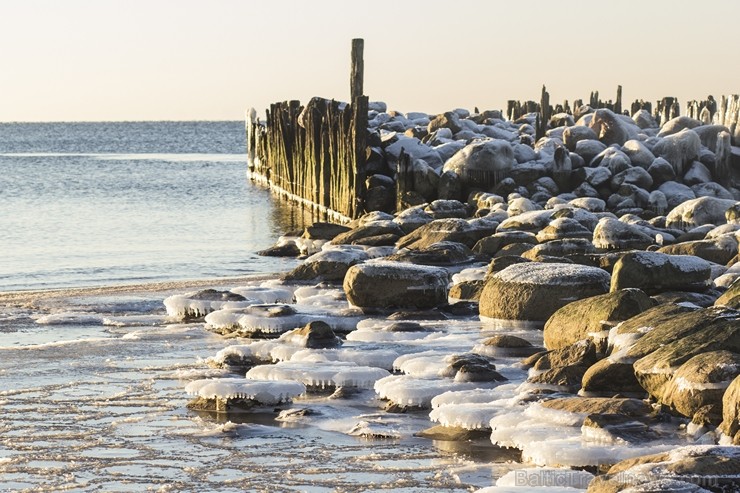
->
185;377;305;404
494;262;611;286
452;265;488;283
230;285;294;304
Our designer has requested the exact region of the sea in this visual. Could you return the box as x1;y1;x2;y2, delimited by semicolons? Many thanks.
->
0;122;502;492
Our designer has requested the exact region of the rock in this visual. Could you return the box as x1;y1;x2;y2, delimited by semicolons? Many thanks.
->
657;116;702;137
581;359;645;396
533;340;599;371
541;396;652;417
621;140;656;168
611;166;653;190
536;217;593;242
719;375;740;444
474;334;542;358
595;148;632;175
527;365;587;392
592;217;656;250
692;182;734;200
331;222;404;245
343;261;449;311
479;262;611;322
415;425;493;441
683;161;713;186
587;445;740;492
563;125;599;151
473;231;537;256
397;218;494;250
497;209;554;233
589;109;638;146
428;111;462;134
164;289;248;321
632;109;658;129
442;139;515;190
449;280;485;301
437;170;462;201
257;241;301;257
393;206;433;234
386;241;476;266
485;255;531;275
660;350;740;423
610;251;712;294
280;321;342;349
715;278;740;309
384;136;443;169
658;235;738;265
543;288;653;351
283;247;369;282
647;157;677;186
665;196;738;231
652;290;721;308
570;197;606;212
522;238;595;259
302;222;352;240
424;199;468;219
575;139;608;164
441;353;507;383
632;307;740;401
657;181;697;212
651;128;702;177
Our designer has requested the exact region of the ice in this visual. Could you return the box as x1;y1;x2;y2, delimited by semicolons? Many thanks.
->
204;306;308;335
374;374;499;409
34;312;104;325
431;387;515;407
451;265;488;284
229;285;294;304
163;292;253;320
394;351;452;377
285;348;399;370
293;285;346;307
173;368;233;380
102;314;165;327
246;361;390;390
207;342;280;368
185;377;305;404
482;467;594;491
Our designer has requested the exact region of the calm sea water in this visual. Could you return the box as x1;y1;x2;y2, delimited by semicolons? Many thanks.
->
0;121;307;291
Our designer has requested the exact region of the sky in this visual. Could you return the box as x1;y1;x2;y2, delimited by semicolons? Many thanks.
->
1;0;739;122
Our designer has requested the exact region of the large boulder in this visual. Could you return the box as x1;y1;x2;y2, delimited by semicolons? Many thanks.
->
396;218;494;250
581;359;645;396
588;109;638;146
715;278;740;309
631;307;740;403
660;350;740;424
543;288;653;350
719;375;740;444
665;196;738;230
442;139;515;189
610;251;712;294
658;235;738;265
343;261;449;311
283;247;369;282
592;217;656;251
479;262;611;322
651;128;701;177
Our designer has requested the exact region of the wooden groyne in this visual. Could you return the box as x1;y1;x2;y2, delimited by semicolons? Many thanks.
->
247;39;740;220
247;40;368;222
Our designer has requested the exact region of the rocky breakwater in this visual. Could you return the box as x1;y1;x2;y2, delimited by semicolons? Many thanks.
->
176;106;740;490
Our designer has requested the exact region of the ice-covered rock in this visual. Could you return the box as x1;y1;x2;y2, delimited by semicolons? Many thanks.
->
479;262;611;322
651;128;701;177
282;247;370;282
442;139;516;189
397;218;494;250
164;289;248;320
247;361;390;391
719;375;740;444
610;251;713;294
185;377;306;408
665;196;738;231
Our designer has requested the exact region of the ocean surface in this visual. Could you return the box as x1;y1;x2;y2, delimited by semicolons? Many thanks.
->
0;122;498;492
0;121;308;292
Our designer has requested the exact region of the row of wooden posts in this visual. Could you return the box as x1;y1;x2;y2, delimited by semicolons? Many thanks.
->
247;39;740;220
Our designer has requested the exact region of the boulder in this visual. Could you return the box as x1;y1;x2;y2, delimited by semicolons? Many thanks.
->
610;251;712;294
660;350;740;423
473;231;537;256
588;108;638;146
473;334;542;358
343;261;449;311
610;166;653;190
279;321;342;349
719;375;740;444
442;139;515;189
536;217;593;242
424;199;469;219
522;238;595;259
651;128;701;177
647;157;677;186
428;111;462;134
532;340;599;371
283;247;369;282
632;307;740;401
665;196;738;230
563;125;598;151
574;139;608;164
581;359;645;396
620;139;655;168
658;235;738;265
397;218;494;250
331;222;404;245
479;262;611;322
543;288;653;350
302;222;352;240
539;396;652;417
682;161;713;185
657;115;702;137
386;241;476;266
715;278;740;309
592;217;656;250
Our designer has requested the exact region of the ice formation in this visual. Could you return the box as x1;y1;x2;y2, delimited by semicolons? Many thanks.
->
246;361;390;390
374;374;499;408
185;377;306;405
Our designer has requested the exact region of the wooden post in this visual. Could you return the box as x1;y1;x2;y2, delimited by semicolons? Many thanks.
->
351;38;364;101
615;85;622;114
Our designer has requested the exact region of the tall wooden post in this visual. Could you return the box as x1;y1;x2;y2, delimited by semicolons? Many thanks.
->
615;85;623;114
351;38;364;100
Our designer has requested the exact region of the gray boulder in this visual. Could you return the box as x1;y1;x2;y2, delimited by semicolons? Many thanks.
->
610;251;712;293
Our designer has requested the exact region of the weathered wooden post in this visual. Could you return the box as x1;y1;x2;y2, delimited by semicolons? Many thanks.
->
615;85;623;114
351;38;364;101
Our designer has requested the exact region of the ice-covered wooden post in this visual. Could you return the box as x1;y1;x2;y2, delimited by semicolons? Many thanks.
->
351;38;364;101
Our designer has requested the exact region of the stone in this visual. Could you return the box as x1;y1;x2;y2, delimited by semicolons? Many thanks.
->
660;350;740;423
343;261;449;311
631;307;740;401
536;217;593;242
715;278;740;309
575;139;608;164
257;241;301;257
533;340;599;371
588;108;638;146
485;255;531;276
522;238;595;259
472;231;537;256
386;241;476;266
595;148;632;176
441;353;507;383
569;197;606;212
581;359;645;396
283;248;369;282
442;139;515;190
428;111;462;134
610;166;653;190
280;321;342;349
665;196;738;231
563;125;599;151
657;181;697;212
651;128;702;177
539;396;652;417
657;116;702;137
397;218;494;250
497;209;554;233
527;365;587;392
620;139;656;168
302;222;352;240
331;222;405;245
647;157;677;186
543;288;653;350
449;280;485;301
592;217;655;250
474;334;542;358
424;199;468;219
658;235;738;265
719;375;740;444
610;251;712;294
479;262;611;322
393;206;433;234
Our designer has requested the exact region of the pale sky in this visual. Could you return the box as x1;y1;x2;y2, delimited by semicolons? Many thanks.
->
1;0;739;122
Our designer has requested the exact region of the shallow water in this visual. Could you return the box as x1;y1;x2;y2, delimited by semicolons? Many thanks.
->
0;286;511;492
